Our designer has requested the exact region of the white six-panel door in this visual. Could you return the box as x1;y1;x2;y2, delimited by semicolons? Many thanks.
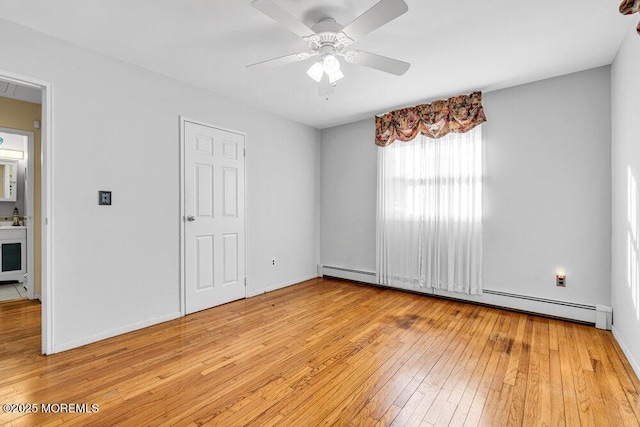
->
184;120;245;314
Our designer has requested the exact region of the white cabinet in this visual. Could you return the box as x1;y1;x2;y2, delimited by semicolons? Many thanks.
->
0;226;26;282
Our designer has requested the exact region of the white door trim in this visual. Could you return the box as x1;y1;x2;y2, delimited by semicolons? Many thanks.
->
179;116;248;316
0;68;54;355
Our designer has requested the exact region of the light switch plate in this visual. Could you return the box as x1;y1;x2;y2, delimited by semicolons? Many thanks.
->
99;191;112;206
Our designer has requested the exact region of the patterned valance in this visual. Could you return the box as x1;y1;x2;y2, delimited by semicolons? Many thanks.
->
620;0;640;35
375;91;487;147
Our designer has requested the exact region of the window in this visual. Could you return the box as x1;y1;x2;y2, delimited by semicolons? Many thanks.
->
377;126;483;294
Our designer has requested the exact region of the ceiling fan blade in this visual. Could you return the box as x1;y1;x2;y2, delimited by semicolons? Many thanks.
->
348;50;410;76
251;0;316;39
246;52;310;71
340;0;408;42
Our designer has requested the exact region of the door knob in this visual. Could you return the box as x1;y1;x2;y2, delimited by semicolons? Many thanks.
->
186;215;196;222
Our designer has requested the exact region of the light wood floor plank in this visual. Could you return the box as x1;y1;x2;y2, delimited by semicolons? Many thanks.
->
565;321;598;426
1;279;639;426
549;349;567;426
447;310;502;425
464;313;509;425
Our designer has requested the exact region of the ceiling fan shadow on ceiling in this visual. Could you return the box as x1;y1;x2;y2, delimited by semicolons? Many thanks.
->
246;0;411;99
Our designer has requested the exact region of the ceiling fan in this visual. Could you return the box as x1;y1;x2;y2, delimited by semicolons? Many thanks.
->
247;0;411;97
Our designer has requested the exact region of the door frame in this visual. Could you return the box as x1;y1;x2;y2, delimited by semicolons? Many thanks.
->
178;116;248;316
0;68;54;354
0;126;35;299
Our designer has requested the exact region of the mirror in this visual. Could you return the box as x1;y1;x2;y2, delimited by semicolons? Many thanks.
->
0;160;17;202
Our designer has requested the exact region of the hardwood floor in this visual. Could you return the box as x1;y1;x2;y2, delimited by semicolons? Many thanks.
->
1;278;640;426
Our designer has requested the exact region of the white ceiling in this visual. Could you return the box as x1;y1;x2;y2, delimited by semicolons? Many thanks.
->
0;0;631;129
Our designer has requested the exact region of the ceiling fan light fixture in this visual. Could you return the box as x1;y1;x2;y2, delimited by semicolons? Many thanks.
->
328;69;344;84
306;62;324;82
322;54;341;74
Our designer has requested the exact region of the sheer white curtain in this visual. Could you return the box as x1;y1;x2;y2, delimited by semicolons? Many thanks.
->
376;125;483;295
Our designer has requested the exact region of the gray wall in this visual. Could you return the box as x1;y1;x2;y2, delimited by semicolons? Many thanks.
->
321;66;612;308
0;18;321;352
321;119;377;272
611;23;640;374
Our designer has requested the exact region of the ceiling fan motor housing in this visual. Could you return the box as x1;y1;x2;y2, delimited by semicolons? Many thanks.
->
306;18;353;57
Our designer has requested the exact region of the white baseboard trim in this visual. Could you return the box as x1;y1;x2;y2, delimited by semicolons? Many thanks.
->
52;311;182;354
320;265;597;324
432;288;596;324
246;274;319;298
612;325;640;380
320;265;377;285
33;293;41;301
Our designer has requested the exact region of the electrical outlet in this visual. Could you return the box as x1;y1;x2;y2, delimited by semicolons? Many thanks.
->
556;273;566;287
271;258;276;267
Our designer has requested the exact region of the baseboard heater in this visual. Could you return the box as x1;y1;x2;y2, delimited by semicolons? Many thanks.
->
319;264;610;328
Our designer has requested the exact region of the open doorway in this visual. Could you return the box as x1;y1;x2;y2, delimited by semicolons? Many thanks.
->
0;127;35;301
0;69;52;354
